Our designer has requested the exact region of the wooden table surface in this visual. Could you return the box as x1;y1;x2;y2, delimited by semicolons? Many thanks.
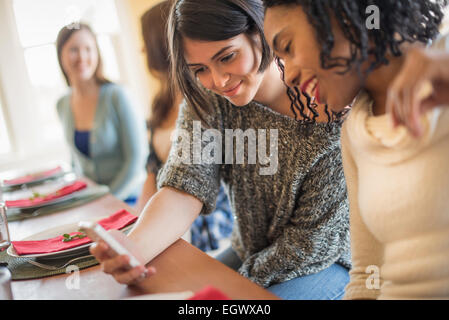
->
7;187;278;300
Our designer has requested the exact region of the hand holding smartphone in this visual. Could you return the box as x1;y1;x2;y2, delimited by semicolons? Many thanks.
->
78;221;142;268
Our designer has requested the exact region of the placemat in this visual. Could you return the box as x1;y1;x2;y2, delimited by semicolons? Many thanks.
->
0;249;99;280
0;220;133;280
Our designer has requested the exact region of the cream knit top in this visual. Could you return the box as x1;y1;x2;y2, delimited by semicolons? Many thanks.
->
342;88;449;299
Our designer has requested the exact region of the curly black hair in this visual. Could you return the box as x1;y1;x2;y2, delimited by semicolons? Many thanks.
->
275;56;346;125
263;0;448;74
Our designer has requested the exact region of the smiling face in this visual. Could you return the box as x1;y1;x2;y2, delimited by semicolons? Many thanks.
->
264;5;363;112
60;29;99;85
183;33;265;106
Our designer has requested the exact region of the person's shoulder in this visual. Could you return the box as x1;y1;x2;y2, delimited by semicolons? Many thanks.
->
101;81;125;98
181;89;230;126
56;91;71;113
102;82;135;111
341;117;350;144
431;32;449;51
339;91;370;138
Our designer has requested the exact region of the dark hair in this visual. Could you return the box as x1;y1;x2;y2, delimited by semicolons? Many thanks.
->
56;23;110;86
263;0;448;74
167;0;273;125
141;1;175;130
275;57;346;124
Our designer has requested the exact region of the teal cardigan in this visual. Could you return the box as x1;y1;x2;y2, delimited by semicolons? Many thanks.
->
57;83;149;200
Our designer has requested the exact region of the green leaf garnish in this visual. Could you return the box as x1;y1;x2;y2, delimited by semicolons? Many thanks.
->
29;192;43;200
61;231;87;242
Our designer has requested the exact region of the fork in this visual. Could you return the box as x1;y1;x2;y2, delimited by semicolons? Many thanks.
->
26;254;96;271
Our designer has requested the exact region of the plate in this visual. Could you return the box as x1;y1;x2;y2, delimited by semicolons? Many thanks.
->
7;217;134;260
1;166;68;190
5;180;89;211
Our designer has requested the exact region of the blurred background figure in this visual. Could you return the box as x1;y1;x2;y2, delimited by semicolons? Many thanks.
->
135;1;233;253
55;23;148;205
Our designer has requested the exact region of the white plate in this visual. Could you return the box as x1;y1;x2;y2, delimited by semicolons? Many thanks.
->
7;217;134;260
1;167;68;189
6;184;91;211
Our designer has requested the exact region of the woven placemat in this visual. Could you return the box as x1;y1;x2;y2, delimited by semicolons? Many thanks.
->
0;219;134;280
6;186;109;222
0;249;99;280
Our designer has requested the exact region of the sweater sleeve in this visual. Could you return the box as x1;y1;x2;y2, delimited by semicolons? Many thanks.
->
341;123;384;300
108;85;149;199
157;99;222;215
238;143;351;288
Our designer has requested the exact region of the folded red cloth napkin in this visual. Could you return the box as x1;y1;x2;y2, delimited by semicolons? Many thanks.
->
11;209;138;255
3;166;62;186
5;180;87;208
188;286;230;300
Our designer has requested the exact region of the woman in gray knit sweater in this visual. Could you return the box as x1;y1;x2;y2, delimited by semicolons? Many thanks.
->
91;0;351;300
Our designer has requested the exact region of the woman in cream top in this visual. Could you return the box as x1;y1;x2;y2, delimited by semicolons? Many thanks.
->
262;0;449;299
342;90;449;299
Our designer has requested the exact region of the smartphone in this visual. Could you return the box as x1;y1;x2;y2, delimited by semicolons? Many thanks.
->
78;221;142;269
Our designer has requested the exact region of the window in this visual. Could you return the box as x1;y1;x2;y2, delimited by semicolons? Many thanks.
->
11;0;122;144
0;93;12;156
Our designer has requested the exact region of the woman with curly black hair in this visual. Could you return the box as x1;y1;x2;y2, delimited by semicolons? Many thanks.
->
263;0;449;299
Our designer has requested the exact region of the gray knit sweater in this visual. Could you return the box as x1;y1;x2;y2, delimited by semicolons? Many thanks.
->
157;92;351;288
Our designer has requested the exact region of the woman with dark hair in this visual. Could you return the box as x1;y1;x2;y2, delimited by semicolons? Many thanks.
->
56;23;148;203
263;0;449;299
91;0;351;300
135;1;234;253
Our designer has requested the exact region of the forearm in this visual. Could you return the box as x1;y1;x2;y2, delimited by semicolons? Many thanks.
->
127;186;203;263
135;172;158;213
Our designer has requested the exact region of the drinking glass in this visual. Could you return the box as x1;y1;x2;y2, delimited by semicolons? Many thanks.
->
0;203;10;252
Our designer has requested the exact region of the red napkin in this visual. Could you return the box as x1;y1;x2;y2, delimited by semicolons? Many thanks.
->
3;166;62;186
188;286;230;300
11;209;138;255
5;180;87;208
